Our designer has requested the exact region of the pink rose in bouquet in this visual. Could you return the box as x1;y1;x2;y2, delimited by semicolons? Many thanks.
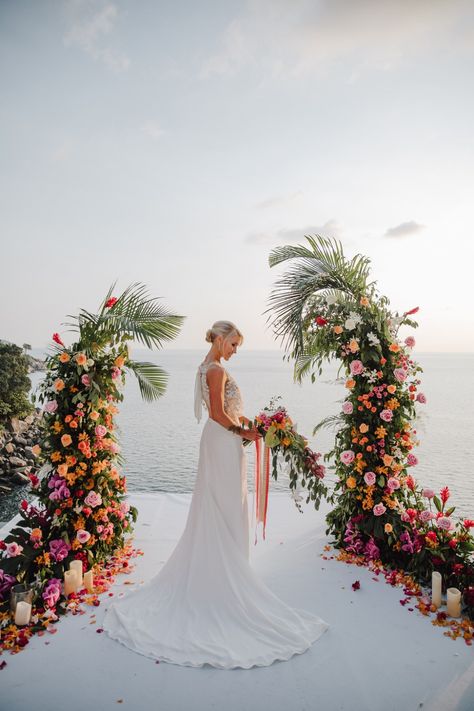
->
340;450;355;465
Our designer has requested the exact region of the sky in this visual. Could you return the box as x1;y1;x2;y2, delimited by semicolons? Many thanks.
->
1;0;474;353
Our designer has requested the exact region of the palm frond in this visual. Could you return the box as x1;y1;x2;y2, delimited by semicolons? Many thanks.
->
265;235;372;359
126;361;169;402
312;414;343;435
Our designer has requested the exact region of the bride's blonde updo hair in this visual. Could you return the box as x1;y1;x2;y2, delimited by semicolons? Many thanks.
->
205;321;244;345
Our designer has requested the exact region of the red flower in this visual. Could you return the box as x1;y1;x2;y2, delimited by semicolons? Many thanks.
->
426;531;438;543
0;540;6;550
315;316;328;326
440;486;450;505
52;333;64;346
352;580;360;591
463;519;474;529
448;539;458;549
20;499;28;511
406;475;416;492
404;307;420;316
105;297;118;308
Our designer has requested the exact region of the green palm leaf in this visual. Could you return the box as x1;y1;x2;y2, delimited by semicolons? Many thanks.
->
125;360;168;402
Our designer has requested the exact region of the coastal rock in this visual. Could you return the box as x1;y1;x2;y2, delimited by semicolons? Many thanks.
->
13;435;28;447
4;442;14;454
8;456;27;468
12;471;31;484
7;418;29;435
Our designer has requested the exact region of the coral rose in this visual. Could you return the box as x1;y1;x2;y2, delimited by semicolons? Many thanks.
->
333;325;343;335
360;296;369;307
54;379;65;392
384;523;393;533
59;352;70;363
359;423;369;433
75;353;87;366
345;379;356;389
387;384;396;394
89;411;100;421
61;434;72;447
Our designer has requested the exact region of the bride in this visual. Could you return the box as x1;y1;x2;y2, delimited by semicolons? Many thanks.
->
103;321;329;668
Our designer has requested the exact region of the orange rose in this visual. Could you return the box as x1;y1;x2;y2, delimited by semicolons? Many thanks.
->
349;339;359;353
75;353;87;366
57;463;68;477
61;434;72;447
333;325;343;335
387;384;396;394
384;523;393;533
31;444;41;456
59;352;70;363
389;343;400;353
345;379;356;389
359;423;369;434
360;296;369;307
114;355;125;368
89;411;100;421
54;379;65;391
383;454;394;467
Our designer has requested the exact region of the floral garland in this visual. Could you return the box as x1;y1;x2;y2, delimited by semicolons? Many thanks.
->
266;237;474;618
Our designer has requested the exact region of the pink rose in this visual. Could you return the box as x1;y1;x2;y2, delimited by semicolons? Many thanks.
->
364;471;376;486
419;510;434;523
373;503;387;516
340;450;355;465
111;366;121;380
380;409;393;422
416;392;426;404
349;360;364;376
109;441;120;454
342;401;353;415
84;491;102;508
44;399;58;414
422;488;434;499
81;374;91;387
76;529;91;544
404;337;415;348
95;425;107;438
407;453;418;466
5;542;23;558
387;477;400;491
119;502;130;514
437;516;454;531
394;368;407;383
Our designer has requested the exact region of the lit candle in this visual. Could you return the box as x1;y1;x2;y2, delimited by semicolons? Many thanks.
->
14;601;32;626
83;570;93;592
431;571;442;608
69;560;83;588
64;569;78;596
446;587;461;618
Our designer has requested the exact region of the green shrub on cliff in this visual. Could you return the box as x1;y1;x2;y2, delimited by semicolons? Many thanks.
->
0;341;34;421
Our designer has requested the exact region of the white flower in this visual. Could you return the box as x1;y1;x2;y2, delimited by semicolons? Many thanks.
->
344;318;357;330
367;331;380;346
349;311;362;325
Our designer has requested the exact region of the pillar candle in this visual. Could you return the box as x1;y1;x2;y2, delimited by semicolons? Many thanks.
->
83;570;93;592
431;571;442;608
14;601;32;626
69;560;83;588
64;569;78;596
446;587;461;618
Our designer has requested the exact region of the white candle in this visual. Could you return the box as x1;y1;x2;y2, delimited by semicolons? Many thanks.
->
431;571;442;608
69;560;83;588
446;587;461;618
83;570;94;592
64;569;78;596
14;601;32;626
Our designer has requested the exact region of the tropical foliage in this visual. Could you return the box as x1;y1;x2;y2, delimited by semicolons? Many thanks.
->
266;236;474;614
0;342;34;421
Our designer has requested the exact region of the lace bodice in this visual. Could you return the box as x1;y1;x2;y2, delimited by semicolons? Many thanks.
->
196;361;243;424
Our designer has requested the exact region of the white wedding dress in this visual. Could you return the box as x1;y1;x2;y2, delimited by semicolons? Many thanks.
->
102;361;329;668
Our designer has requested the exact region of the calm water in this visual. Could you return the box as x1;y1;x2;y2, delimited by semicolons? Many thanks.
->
1;350;473;521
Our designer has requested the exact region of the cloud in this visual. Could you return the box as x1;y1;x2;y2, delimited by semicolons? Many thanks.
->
246;219;341;245
141;121;165;141
254;191;303;210
384;221;425;238
201;0;474;79
63;1;130;72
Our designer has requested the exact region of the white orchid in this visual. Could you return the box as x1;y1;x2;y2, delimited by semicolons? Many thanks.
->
367;331;380;346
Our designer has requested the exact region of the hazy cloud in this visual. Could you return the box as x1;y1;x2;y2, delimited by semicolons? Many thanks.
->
385;221;425;238
201;0;474;79
246;219;341;245
63;1;130;72
254;191;303;210
141;121;165;141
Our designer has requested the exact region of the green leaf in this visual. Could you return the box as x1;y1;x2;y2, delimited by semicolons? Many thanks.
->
433;495;442;513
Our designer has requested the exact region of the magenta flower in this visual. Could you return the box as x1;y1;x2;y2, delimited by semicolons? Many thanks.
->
437;517;454;531
419;510;434;523
42;578;62;608
387;477;400;491
0;570;17;601
349;360;364;376
111;366;121;379
373;503;387;516
407;453;418;466
81;374;91;387
49;538;70;562
342;401;353;415
364;471;376;486
380;409;393;422
416;392;426;403
76;529;91;544
95;424;107;438
340;450;355;465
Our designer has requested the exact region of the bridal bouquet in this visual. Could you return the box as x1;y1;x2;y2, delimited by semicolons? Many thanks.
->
244;398;328;542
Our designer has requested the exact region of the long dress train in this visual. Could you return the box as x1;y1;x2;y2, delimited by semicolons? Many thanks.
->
102;361;329;668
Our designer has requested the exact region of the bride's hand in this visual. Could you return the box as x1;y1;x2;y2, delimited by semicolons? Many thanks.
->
241;426;262;442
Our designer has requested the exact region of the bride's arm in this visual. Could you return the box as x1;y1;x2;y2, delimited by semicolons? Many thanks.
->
207;367;259;441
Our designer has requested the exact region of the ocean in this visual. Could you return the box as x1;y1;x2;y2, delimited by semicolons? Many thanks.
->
1;349;473;522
